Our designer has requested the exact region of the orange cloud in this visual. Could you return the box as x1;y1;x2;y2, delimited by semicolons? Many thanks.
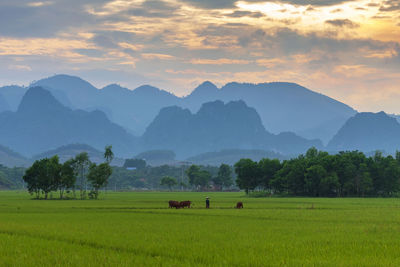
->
190;58;250;65
141;53;175;60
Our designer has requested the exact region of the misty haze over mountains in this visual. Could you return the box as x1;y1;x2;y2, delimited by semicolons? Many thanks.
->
0;74;400;167
1;75;356;139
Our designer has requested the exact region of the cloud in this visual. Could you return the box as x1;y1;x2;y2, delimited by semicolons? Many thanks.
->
179;0;359;9
190;58;251;65
141;53;175;60
325;19;359;28
0;0;399;114
91;35;119;48
379;0;400;12
0;1;105;37
226;10;264;18
8;64;32;71
27;1;53;7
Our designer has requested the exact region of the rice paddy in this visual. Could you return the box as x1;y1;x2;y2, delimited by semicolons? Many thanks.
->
1;191;400;266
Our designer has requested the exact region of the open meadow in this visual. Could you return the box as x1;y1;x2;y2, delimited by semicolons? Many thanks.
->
1;191;400;266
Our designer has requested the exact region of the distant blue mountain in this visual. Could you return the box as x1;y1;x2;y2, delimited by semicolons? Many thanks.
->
30;75;180;135
183;82;356;143
141;100;322;158
22;75;356;142
0;144;29;167
0;85;28;111
328;111;400;153
0;93;10;113
0;87;137;157
0;75;360;159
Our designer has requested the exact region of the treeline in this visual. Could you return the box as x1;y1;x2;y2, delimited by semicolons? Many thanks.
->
185;164;233;191
109;163;222;190
235;147;400;197
110;160;234;191
23;146;114;199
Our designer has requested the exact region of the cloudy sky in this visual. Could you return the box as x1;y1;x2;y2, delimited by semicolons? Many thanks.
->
0;0;399;112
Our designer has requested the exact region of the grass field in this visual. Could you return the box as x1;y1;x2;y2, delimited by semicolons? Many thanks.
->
1;191;400;266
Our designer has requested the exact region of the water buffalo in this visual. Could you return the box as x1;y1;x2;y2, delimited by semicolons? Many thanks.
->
236;202;243;209
169;200;180;209
179;200;191;208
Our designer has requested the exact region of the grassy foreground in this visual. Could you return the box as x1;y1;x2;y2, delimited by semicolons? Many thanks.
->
1;191;400;266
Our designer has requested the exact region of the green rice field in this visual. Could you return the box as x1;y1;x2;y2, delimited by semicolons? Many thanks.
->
1;191;400;266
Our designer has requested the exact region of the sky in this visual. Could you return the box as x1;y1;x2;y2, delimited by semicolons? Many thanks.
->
0;0;399;113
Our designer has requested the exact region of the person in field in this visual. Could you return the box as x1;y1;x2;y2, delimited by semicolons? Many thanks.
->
206;197;210;208
236;202;243;209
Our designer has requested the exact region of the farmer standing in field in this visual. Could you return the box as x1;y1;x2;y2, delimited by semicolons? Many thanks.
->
206;197;210;208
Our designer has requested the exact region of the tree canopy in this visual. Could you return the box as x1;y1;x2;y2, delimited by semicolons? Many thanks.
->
235;147;400;197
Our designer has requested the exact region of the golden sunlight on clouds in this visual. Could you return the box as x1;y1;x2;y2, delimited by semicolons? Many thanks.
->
141;53;175;60
190;58;250;65
0;0;399;113
27;1;53;7
87;0;145;16
8;65;32;71
236;0;397;40
0;38;92;56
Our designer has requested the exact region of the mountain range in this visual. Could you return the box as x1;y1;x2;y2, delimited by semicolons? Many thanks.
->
141;100;321;158
1;74;399;167
0;87;136;157
0;75;356;142
0;86;322;162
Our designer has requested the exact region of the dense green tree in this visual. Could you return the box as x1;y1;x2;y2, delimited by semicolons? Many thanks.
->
212;164;233;190
305;165;326;196
186;165;211;190
286;159;307;195
319;172;340;197
232;148;400;197
23;156;60;199
160;176;178;191
196;170;211;190
186;165;201;186
40;156;61;199
382;159;400;196
23;160;42;198
258;158;281;191
234;159;260;194
87;163;112;199
58;159;76;199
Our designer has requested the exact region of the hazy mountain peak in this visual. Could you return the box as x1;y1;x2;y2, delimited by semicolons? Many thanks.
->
190;81;218;95
18;86;65;114
32;74;98;91
198;99;225;111
134;85;162;94
328;111;400;152
142;99;320;157
101;84;129;92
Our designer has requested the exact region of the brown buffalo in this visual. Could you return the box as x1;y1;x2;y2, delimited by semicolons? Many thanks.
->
236;202;243;209
179;201;191;208
169;200;181;209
